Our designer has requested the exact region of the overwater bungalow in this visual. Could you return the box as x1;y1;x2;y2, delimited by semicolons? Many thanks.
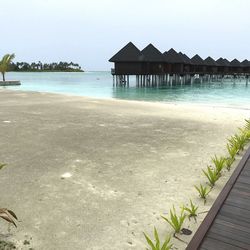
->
140;43;165;75
190;54;205;75
241;59;250;74
216;58;229;75
179;52;192;74
203;56;218;75
109;42;250;86
164;48;185;75
109;42;144;76
230;59;242;74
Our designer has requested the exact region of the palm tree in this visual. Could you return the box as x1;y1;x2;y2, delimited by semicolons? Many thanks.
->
0;54;15;81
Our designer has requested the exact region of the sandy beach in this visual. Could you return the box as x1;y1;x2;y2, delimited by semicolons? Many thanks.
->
0;89;249;250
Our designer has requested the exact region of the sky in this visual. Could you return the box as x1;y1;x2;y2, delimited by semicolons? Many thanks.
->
0;0;249;71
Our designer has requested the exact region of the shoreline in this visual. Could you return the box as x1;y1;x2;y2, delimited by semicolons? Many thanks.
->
1;88;250;111
0;89;249;249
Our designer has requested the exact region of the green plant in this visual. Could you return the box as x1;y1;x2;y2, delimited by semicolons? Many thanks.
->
239;128;250;142
225;157;234;171
227;143;237;160
0;208;18;227
202;166;219;187
244;119;250;131
0;54;15;81
211;155;226;175
0;163;18;228
227;135;240;154
228;133;248;153
183;200;198;221
0;163;6;170
161;206;186;235
194;184;211;204
143;227;172;250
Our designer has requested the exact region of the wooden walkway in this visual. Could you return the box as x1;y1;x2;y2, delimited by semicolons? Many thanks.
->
187;146;250;250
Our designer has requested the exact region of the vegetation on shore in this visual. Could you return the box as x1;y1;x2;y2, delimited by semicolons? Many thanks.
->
144;119;250;249
0;163;18;228
0;54;15;81
9;61;84;72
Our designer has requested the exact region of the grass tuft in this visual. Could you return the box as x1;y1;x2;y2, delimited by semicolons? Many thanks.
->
143;227;172;250
183;200;198;221
211;155;226;175
161;206;186;235
202;166;219;187
194;184;211;204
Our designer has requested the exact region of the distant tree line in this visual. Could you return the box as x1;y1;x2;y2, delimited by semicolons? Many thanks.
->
9;61;83;72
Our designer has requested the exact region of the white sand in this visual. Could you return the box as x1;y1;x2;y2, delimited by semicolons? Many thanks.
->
0;89;249;249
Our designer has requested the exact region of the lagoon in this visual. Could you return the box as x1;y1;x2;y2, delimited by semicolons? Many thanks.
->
2;71;250;108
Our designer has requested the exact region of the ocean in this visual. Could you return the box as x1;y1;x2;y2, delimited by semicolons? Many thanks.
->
2;71;250;108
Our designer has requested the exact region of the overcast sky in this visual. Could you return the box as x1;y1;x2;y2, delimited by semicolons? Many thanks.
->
1;0;249;70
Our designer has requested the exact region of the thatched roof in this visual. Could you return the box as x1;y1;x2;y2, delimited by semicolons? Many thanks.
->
109;42;143;62
164;48;185;63
241;59;250;67
223;58;230;67
230;59;241;67
204;56;218;66
191;54;204;65
141;44;165;62
216;57;227;66
179;52;192;64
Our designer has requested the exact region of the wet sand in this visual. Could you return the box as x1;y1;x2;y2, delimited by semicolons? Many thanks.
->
0;89;249;249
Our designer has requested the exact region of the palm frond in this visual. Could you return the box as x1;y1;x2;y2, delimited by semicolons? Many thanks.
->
0;208;18;227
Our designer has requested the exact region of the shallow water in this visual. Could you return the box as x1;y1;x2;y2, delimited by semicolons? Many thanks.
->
2;71;250;108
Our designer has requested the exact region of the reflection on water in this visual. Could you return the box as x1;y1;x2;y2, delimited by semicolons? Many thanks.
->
112;81;250;107
2;71;250;108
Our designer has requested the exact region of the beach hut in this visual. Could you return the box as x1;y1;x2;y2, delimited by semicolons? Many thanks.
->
230;59;242;74
164;48;185;74
190;54;205;75
203;56;218;74
140;43;165;74
109;42;144;75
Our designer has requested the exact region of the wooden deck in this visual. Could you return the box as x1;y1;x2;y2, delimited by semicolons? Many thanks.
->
186;146;250;250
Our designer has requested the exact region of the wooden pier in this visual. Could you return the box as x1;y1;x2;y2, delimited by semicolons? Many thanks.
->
186;146;250;250
0;80;21;86
109;42;250;87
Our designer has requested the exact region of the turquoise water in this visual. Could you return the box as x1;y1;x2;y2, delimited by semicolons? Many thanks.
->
2;71;250;108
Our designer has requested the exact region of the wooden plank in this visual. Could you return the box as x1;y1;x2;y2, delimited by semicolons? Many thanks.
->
186;146;250;250
234;182;250;192
201;237;245;250
230;188;250;199
241;170;250;177
227;190;250;202
207;231;250;249
225;195;250;211
237;175;250;185
216;215;250;233
228;188;250;200
220;203;250;220
211;222;250;243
